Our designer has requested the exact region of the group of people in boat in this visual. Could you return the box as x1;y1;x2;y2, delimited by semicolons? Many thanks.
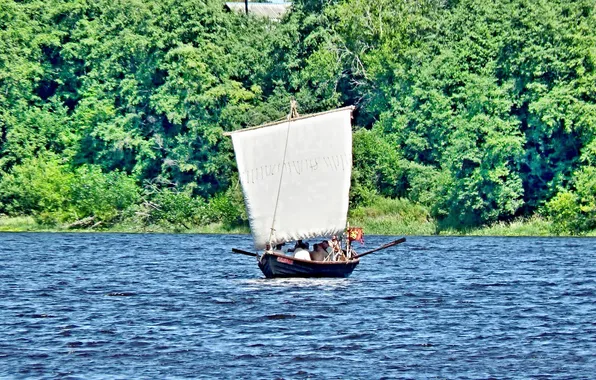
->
266;235;353;262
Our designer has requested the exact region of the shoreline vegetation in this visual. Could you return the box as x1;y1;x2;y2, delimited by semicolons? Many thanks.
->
2;196;594;237
2;0;596;237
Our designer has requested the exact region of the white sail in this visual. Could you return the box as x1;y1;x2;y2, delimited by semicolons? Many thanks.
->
229;107;353;249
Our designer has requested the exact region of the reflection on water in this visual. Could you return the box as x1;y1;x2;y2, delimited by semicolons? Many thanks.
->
0;233;594;378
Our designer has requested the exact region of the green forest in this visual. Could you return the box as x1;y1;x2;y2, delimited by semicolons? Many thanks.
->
1;0;595;235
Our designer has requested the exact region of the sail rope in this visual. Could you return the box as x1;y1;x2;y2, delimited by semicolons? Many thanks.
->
267;100;298;247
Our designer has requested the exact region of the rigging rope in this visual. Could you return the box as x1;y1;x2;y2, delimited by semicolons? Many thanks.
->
267;101;298;247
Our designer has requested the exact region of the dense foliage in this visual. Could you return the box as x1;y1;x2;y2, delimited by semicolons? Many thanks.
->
0;0;595;234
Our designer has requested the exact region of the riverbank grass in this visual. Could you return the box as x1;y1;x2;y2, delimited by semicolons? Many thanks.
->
0;204;593;237
0;215;250;234
348;196;437;235
0;216;49;232
438;216;553;236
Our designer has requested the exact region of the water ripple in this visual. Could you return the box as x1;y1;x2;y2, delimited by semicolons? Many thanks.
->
0;233;594;378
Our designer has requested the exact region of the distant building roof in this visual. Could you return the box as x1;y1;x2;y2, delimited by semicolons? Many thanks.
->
224;2;292;20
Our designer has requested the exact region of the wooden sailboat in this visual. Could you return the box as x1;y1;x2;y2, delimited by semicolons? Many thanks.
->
225;104;405;278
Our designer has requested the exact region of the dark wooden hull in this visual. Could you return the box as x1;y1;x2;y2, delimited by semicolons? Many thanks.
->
258;252;359;278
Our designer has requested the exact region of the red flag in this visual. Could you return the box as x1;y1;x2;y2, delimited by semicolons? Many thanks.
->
347;227;364;244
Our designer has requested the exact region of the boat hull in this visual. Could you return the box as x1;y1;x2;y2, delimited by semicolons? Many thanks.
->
258;252;359;278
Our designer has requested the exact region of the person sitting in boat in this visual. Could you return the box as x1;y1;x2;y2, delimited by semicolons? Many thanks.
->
293;241;311;261
287;240;302;253
274;242;288;254
309;243;327;261
288;240;310;255
327;236;347;261
329;236;342;255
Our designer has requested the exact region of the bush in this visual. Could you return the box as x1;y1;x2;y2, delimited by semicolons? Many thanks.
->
351;129;407;207
70;165;140;223
349;195;435;235
148;188;211;229
0;154;73;217
545;166;596;235
208;181;248;228
545;191;582;235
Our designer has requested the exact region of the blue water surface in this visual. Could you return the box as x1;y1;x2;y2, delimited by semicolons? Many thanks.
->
0;233;594;379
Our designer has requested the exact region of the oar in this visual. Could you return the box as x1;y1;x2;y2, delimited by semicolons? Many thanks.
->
232;248;258;257
355;237;406;259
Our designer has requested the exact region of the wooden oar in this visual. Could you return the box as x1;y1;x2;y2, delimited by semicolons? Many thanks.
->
232;248;258;257
355;237;406;259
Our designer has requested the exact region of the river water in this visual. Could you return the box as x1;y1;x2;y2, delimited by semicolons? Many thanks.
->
0;233;594;379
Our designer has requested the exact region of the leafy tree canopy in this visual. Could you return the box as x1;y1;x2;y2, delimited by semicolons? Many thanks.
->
1;0;594;233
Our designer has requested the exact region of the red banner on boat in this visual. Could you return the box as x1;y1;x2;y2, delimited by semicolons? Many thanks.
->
277;256;294;265
347;227;364;244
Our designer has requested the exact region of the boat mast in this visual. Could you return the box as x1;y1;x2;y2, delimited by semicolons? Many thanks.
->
267;100;299;247
346;221;351;258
